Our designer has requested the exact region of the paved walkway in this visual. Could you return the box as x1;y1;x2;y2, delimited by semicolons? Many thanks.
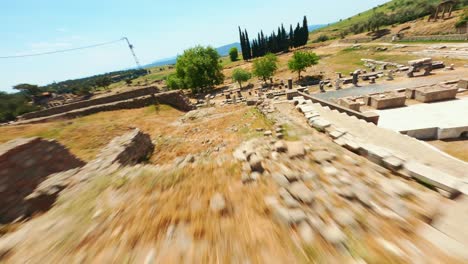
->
314;70;467;101
376;98;468;132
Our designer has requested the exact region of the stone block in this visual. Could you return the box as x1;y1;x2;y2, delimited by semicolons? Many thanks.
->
311;119;331;132
382;156;403;172
369;94;406;109
287;141;306;159
458;79;468;89
362;144;392;165
414;87;458;103
403;161;461;195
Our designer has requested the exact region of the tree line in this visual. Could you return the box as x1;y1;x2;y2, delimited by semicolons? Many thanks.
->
239;16;309;60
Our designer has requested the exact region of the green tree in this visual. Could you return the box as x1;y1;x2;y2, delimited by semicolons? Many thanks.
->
94;76;112;89
232;68;251;89
252;53;278;83
288;51;320;79
173;46;224;94
166;73;185;90
229;47;239;61
12;83;41;97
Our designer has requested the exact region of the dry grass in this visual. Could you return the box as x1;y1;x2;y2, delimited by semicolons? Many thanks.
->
0;104;182;161
427;139;468;162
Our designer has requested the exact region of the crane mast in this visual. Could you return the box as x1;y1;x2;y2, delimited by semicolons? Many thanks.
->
122;37;142;69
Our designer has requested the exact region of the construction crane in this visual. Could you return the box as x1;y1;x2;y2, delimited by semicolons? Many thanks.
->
122;37;142;69
1;37;144;70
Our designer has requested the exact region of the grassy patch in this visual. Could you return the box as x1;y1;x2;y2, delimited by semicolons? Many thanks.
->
239;107;274;138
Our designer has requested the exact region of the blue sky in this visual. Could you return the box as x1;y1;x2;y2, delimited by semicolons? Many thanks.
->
0;0;389;93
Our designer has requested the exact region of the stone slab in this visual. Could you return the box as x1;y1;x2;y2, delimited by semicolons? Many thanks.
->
403;161;462;195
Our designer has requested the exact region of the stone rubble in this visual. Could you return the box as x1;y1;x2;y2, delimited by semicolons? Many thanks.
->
243;99;468;261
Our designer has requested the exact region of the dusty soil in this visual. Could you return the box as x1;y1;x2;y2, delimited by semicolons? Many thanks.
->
427;138;468;162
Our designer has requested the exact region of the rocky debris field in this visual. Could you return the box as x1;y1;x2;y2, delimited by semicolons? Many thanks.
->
0;99;467;263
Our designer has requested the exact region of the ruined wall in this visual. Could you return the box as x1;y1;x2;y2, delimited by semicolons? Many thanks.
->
299;92;380;124
381;34;468;42
0;138;85;223
369;95;406;109
19;87;160;120
16;90;194;125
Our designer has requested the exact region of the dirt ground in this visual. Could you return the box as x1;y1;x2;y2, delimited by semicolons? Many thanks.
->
427;138;468;162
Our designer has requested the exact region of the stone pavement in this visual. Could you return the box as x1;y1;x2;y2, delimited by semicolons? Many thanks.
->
376;98;468;139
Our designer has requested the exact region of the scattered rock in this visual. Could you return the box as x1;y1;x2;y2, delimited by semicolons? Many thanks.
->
287;141;306;159
298;221;315;244
274;140;287;153
320;223;346;245
322;165;339;177
210;193;226;213
312;150;336;163
301;171;317;181
288;181;314;204
333;208;357;227
264;130;273;136
279;188;301;208
249;154;264;173
272;172;290;187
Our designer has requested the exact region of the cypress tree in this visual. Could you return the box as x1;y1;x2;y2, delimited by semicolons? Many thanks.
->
260;31;266;56
294;23;301;47
244;29;251;60
239;27;247;61
289;24;294;49
302;16;309;46
281;24;288;52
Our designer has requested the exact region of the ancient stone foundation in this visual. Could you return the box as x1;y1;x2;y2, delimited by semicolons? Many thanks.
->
0;138;85;223
414;87;458;103
19;87;160;120
368;94;406;109
15;90;193;125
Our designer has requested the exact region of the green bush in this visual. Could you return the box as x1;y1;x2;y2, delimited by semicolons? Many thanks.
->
314;35;329;43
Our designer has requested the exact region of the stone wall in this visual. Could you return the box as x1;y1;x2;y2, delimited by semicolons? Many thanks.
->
298;92;379;124
15;90;194;125
414;87;458;103
382;34;468;42
338;98;360;112
0;138;85;223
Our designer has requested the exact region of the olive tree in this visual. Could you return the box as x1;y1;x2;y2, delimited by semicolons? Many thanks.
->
252;53;278;83
287;51;319;79
172;46;224;94
232;68;251;89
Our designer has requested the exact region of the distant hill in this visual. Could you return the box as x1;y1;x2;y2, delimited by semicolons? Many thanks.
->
310;0;466;39
145;42;241;68
308;24;327;32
